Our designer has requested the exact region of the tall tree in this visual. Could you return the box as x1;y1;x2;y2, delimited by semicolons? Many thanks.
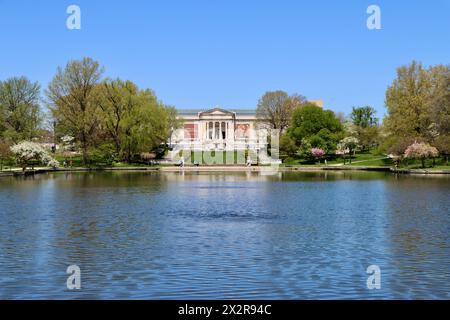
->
428;64;450;137
0;77;42;141
350;106;378;128
97;79;180;162
385;61;433;138
349;106;379;151
46;58;104;164
256;91;306;132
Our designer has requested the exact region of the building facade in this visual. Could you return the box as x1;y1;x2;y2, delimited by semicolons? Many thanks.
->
171;101;323;152
170;107;267;152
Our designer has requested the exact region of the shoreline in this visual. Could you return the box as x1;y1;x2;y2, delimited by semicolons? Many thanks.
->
1;165;449;177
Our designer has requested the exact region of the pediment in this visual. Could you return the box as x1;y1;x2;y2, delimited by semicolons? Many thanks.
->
199;107;235;117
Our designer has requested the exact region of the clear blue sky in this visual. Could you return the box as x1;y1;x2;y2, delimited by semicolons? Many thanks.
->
0;0;449;117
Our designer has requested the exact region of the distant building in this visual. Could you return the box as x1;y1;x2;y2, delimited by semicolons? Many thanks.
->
308;100;324;108
170;107;267;152
170;101;324;153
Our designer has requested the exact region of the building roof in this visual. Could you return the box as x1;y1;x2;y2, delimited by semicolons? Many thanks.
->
177;108;256;116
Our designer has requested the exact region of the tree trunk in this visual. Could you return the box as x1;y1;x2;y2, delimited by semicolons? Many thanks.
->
446;155;449;166
421;158;425;168
81;133;89;165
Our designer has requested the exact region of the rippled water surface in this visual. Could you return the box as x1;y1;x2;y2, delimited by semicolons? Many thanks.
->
0;171;449;299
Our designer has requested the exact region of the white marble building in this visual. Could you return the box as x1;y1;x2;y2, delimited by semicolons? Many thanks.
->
170;107;268;152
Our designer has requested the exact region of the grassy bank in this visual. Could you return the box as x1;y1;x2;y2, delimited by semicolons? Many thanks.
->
2;150;449;174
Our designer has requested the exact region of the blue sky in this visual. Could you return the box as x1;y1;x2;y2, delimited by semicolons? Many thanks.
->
0;0;449;117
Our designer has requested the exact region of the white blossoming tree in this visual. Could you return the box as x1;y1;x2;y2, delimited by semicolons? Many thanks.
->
61;135;75;151
337;136;359;164
10;141;60;171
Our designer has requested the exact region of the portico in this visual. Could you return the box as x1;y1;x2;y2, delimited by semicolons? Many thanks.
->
170;107;266;152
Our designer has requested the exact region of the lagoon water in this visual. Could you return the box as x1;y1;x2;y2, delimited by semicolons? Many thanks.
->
0;171;449;299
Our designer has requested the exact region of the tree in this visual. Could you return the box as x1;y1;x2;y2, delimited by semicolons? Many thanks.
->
97;79;180;162
385;61;432;138
433;135;450;166
350;106;378;128
288;104;343;153
0;77;42;142
279;133;297;158
387;137;420;157
349;106;380;151
311;148;325;164
10;141;59;171
404;142;439;168
256;91;306;132
96;79;140;158
0;139;12;171
428;65;450;137
46;57;104;164
384;62;450;141
337;136;359;164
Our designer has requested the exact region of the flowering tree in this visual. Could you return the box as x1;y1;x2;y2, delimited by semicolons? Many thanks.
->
10;141;60;171
311;148;325;164
337;136;359;164
61;135;75;151
404;142;439;168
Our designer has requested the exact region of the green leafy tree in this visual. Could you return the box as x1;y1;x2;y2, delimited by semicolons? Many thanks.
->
288;104;343;153
350;106;378;128
46;58;104;164
384;61;449;141
428;65;450;137
97;79;180;162
349;106;379;151
433;135;450;166
279;133;297;158
385;61;431;138
0;77;42;142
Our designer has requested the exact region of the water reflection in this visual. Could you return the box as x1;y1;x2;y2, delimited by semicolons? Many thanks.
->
0;171;448;299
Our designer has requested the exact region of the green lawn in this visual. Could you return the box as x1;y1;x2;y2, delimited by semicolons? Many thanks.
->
282;150;449;169
2;150;449;172
282;150;392;167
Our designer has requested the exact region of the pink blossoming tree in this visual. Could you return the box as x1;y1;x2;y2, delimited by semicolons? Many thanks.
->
311;148;325;164
404;142;439;168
